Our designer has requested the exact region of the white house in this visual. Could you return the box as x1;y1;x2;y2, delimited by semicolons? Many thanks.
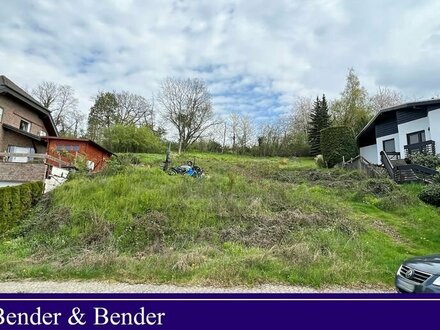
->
357;99;440;164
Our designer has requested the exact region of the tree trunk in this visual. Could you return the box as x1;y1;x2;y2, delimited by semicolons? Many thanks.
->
222;122;226;153
178;139;182;154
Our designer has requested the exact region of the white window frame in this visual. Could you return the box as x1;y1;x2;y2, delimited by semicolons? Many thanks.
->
19;119;31;132
383;138;396;153
0;107;3;122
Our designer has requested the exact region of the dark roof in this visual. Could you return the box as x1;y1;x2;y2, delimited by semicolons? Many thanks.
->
2;123;44;142
0;76;39;103
0;75;58;136
357;98;440;144
42;136;114;155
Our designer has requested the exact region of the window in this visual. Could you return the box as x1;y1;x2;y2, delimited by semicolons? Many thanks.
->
383;139;396;153
407;130;426;145
7;146;35;163
0;107;3;122
19;120;31;132
38;130;47;137
55;145;79;152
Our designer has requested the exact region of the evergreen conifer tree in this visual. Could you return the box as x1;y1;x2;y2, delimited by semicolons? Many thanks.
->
308;94;331;156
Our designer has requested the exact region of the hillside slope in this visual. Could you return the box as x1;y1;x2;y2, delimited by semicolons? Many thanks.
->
1;153;439;287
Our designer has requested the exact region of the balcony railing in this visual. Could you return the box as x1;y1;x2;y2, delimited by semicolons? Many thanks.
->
404;140;436;158
385;151;401;160
0;152;71;167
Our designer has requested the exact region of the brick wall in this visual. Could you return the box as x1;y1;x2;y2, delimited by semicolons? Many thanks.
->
0;163;46;182
0;94;48;152
1;130;47;153
0;95;47;135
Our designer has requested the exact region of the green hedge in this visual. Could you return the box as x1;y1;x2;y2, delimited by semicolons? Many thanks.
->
410;153;440;170
321;126;358;168
0;181;43;234
419;184;440;207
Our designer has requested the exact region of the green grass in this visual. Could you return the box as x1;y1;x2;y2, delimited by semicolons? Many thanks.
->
0;152;438;288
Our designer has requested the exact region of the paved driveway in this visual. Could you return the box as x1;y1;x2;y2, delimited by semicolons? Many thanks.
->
0;281;394;293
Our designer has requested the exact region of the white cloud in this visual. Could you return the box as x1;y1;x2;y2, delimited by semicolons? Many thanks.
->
1;0;440;134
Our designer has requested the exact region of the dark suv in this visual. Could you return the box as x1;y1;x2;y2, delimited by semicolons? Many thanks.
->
396;254;440;293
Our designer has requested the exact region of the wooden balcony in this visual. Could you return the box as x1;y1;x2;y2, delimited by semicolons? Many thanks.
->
404;140;436;157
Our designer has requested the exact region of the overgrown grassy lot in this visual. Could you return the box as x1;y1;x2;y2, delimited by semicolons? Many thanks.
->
0;153;439;288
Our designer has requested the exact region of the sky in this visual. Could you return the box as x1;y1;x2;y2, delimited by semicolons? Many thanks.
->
1;0;440;126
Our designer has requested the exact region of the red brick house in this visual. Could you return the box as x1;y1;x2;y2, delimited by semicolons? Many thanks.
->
43;137;113;172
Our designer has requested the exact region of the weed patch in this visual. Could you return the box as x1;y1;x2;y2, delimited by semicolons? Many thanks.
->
1;153;438;287
120;212;168;253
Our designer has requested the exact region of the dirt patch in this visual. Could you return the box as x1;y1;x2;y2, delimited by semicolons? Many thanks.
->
270;169;369;190
220;209;362;248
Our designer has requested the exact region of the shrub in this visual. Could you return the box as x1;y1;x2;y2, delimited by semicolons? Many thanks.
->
376;191;415;211
409;153;440;170
9;186;21;221
361;178;396;197
320;126;358;168
419;184;440;207
30;181;44;203
102;124;165;153
119;212;168;253
0;181;43;233
314;155;326;168
73;154;89;172
117;153;141;165
19;183;32;210
288;131;310;157
99;154;141;177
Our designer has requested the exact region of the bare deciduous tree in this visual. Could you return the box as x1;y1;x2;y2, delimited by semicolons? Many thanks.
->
290;96;313;135
158;77;217;153
32;82;82;136
229;113;240;152
370;87;403;114
55;85;80;134
257;123;282;156
237;114;254;154
115;91;154;127
32;81;58;109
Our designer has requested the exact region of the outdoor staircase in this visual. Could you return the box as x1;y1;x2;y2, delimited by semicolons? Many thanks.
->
394;168;419;183
390;159;418;183
380;151;438;184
